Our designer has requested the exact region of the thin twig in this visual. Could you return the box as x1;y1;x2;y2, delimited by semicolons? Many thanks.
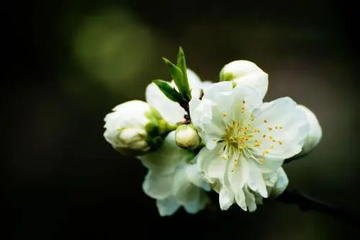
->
178;88;204;125
179;101;191;124
276;188;360;228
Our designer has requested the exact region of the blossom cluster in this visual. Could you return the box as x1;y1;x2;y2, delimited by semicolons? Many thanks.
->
103;49;322;216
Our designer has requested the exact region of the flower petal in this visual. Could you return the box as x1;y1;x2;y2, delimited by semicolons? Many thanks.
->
234;188;247;211
230;84;263;122
233;72;268;99
219;186;235;210
190;98;225;149
183;190;209;214
201;81;234;101
172;163;199;204
196;144;228;183
244;187;257;212
187;68;202;87
254;156;284;173
139;131;190;174
186;163;211;191
251;97;309;163
105;100;150;129
145;82;185;124
263;169;279;187
156;197;180;216
269;167;289;198
143;170;173;199
226;154;249;197
247;160;268;198
296;105;322;157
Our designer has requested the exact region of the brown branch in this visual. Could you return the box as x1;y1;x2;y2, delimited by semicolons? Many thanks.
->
276;188;360;228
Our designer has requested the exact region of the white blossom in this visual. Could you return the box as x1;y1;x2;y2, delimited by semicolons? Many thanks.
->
139;131;210;216
190;81;309;211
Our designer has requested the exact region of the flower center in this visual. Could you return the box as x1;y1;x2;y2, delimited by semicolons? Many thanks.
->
223;120;254;154
220;113;284;170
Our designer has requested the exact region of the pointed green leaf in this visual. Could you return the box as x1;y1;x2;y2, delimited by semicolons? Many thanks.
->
162;57;183;86
162;57;191;102
176;47;191;101
153;79;183;103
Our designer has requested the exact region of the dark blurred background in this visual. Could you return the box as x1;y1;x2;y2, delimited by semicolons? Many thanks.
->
5;0;360;239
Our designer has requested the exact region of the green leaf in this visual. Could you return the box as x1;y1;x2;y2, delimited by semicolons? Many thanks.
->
162;57;183;88
162;56;191;102
176;47;191;101
153;79;183;103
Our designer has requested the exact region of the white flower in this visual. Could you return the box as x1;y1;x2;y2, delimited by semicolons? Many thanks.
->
103;100;172;156
190;81;309;211
139;131;210;216
295;105;322;157
175;124;200;150
220;60;269;98
146;69;212;125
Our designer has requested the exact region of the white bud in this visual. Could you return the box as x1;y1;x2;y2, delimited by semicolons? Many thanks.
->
118;128;148;149
175;124;200;150
297;105;322;157
103;100;173;156
219;60;268;98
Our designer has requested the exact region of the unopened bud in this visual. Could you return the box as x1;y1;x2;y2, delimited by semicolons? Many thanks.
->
103;100;174;156
175;124;200;150
219;60;268;98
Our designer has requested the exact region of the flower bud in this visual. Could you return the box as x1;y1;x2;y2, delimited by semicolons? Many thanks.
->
175;124;200;150
296;105;322;157
103;100;174;156
219;60;268;98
